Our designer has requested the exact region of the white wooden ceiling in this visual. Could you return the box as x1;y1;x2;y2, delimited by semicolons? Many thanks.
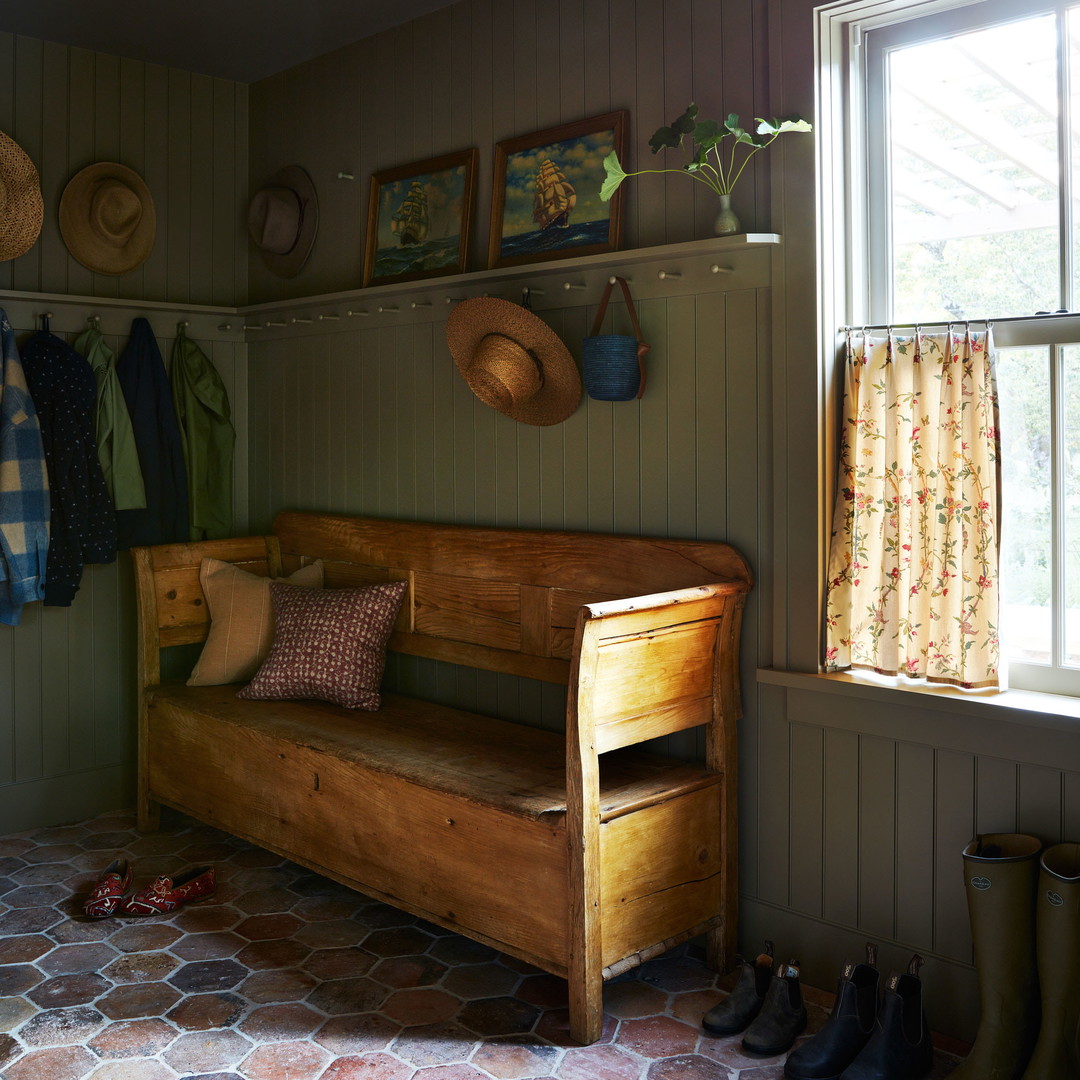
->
0;0;458;82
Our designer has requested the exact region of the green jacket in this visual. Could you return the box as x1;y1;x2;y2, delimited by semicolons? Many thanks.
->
169;326;235;540
73;326;146;511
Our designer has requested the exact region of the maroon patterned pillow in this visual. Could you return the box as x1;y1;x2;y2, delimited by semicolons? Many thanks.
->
237;580;408;710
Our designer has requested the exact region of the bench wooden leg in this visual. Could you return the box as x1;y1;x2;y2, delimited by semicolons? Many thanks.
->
137;781;160;832
568;964;604;1044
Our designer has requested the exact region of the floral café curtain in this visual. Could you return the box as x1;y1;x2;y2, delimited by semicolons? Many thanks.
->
824;326;1001;688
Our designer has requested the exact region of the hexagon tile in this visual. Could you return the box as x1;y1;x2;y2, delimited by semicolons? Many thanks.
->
0;809;964;1079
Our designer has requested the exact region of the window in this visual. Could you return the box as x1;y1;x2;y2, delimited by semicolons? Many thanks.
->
848;0;1080;695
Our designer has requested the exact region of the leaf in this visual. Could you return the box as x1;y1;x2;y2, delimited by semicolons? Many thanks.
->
599;150;627;202
756;115;813;136
723;113;761;146
693;118;722;147
649;103;698;153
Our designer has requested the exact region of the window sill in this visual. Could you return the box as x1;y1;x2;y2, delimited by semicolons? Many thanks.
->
756;667;1080;736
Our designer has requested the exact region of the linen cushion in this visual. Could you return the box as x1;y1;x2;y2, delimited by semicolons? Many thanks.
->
187;558;324;686
237;579;409;710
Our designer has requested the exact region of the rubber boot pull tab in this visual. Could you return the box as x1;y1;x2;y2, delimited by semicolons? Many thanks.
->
907;953;925;977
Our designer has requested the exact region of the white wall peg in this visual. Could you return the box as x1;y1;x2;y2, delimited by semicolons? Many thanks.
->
347;309;370;317
218;323;233;332
608;275;630;285
291;316;312;324
657;270;681;280
523;287;546;297
265;320;287;327
176;319;190;328
378;305;399;313
446;297;464;304
411;301;432;309
242;324;264;330
318;313;341;320
710;264;733;275
562;282;587;291
337;171;355;180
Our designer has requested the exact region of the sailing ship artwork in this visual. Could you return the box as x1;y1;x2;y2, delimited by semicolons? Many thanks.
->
364;150;478;287
490;112;626;269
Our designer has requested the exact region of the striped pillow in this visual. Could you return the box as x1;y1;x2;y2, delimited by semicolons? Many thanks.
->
187;557;324;686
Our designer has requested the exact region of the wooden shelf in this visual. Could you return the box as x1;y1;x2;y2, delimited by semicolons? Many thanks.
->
238;234;781;335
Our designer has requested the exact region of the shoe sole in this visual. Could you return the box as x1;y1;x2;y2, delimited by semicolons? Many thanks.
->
742;1019;808;1057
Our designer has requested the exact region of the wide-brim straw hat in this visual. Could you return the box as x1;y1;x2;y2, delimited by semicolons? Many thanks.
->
247;165;318;278
446;297;581;426
0;130;44;262
59;162;156;275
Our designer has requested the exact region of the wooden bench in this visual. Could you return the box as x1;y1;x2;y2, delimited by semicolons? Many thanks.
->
132;510;752;1043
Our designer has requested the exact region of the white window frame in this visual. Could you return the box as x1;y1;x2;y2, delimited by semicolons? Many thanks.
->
816;0;1080;696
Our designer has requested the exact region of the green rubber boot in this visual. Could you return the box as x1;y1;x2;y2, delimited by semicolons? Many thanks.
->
1022;843;1080;1080
951;833;1041;1080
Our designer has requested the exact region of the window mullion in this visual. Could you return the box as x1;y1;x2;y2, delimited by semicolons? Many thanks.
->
1053;343;1066;667
1057;6;1073;311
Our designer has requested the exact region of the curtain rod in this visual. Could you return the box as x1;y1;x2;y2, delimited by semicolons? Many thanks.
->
841;311;1078;332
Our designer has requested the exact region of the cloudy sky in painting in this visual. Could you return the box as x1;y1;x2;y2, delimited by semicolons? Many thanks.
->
376;165;467;248
501;128;614;237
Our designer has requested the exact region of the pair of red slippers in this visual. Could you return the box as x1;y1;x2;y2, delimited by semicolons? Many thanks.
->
82;860;216;918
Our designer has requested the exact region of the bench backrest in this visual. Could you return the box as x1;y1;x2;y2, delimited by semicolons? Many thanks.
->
132;511;751;690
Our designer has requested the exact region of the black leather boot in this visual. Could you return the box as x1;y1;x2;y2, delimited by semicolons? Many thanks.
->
785;944;880;1080
742;958;808;1056
840;955;934;1080
703;940;774;1036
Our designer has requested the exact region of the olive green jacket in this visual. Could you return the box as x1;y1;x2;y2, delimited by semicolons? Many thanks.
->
169;327;235;541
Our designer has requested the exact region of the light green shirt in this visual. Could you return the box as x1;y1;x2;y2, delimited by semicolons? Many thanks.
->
73;326;146;511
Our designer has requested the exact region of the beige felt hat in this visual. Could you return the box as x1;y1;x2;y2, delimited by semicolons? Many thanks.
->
59;162;156;275
247;165;318;278
446;297;581;426
0;130;44;262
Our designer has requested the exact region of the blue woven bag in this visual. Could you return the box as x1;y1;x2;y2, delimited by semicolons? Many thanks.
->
582;276;649;401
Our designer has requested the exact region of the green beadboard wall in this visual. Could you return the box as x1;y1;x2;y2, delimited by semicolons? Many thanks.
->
0;34;249;832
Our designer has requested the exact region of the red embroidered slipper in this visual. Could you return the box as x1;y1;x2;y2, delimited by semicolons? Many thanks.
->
120;866;216;916
83;859;134;918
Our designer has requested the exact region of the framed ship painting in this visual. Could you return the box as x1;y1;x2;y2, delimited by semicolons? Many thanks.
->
363;148;478;287
488;111;627;269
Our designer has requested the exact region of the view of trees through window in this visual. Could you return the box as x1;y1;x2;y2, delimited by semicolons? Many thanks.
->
875;2;1080;690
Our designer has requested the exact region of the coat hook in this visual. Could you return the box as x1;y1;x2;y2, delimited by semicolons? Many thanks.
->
242;324;264;330
265;320;287;327
177;320;190;331
657;270;681;280
337;171;355;180
218;322;233;332
378;305;399;313
710;264;733;274
318;313;341;320
607;275;630;285
39;311;53;332
562;282;587;291
445;297;464;304
411;301;432;309
86;314;101;328
291;317;312;324
347;309;370;317
523;287;545;297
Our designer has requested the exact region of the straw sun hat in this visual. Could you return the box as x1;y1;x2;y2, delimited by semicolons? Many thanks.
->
446;297;582;426
0;130;44;262
59;162;156;275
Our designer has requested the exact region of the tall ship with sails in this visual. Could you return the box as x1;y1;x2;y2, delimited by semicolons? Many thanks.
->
532;159;576;230
391;181;429;245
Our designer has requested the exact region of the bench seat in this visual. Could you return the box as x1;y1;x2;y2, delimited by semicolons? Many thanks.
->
146;682;723;825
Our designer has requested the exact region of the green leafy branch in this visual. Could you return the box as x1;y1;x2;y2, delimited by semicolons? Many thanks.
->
600;103;812;202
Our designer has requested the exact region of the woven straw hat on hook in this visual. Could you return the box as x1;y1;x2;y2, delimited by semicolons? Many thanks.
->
0;130;44;262
59;162;156;275
446;296;582;426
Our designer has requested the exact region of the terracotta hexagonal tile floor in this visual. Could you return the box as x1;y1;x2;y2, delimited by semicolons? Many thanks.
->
0;808;965;1079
